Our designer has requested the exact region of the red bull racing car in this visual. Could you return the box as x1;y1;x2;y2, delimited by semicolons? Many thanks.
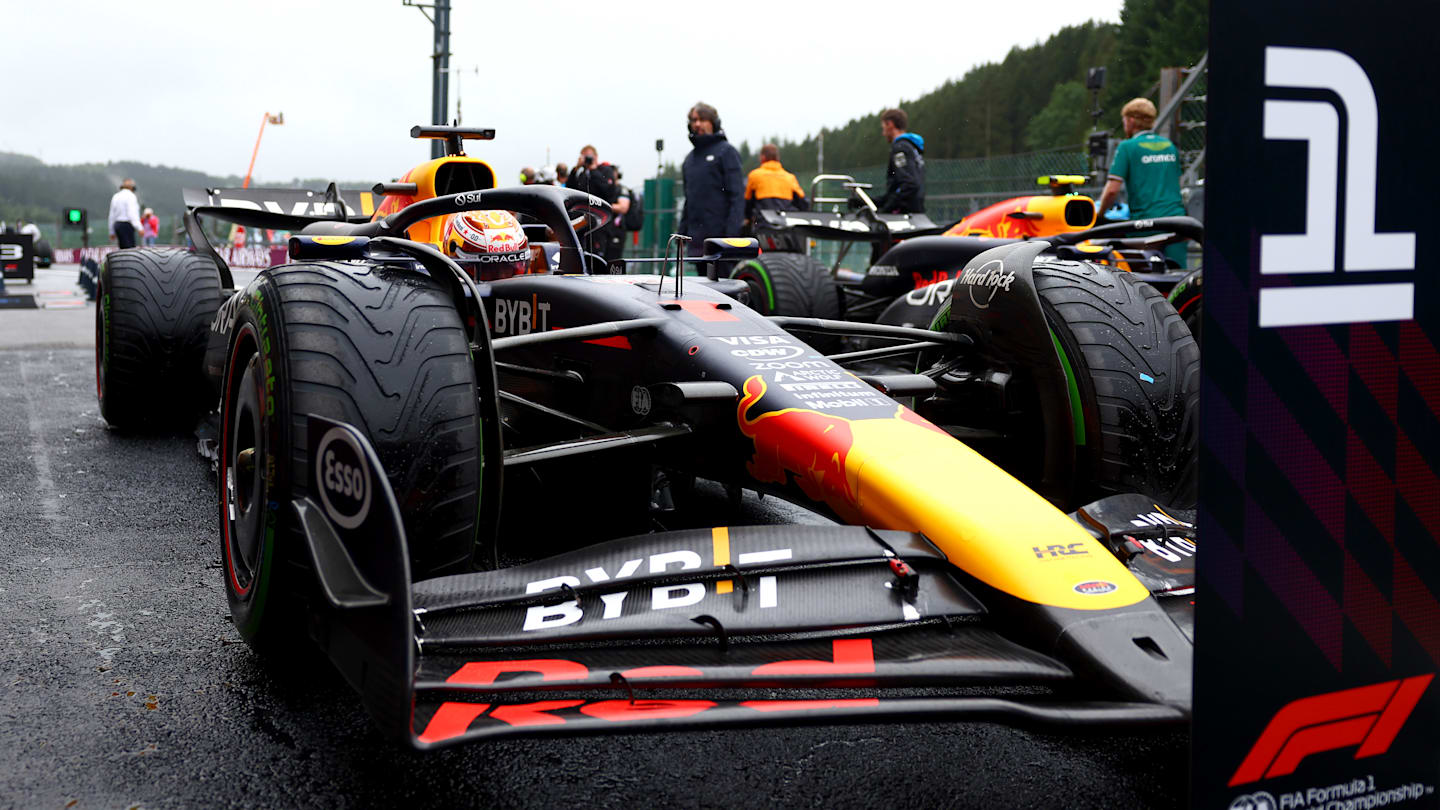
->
737;174;1203;344
93;126;1198;748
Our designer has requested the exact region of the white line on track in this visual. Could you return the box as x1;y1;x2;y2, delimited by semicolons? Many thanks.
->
18;357;62;522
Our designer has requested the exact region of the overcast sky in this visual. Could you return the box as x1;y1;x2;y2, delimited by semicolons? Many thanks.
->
2;0;1123;186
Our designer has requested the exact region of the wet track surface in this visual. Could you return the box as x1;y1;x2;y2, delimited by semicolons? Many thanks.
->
0;348;1189;808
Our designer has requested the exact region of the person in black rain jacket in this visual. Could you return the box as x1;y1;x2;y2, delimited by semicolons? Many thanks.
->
679;102;745;253
874;108;926;214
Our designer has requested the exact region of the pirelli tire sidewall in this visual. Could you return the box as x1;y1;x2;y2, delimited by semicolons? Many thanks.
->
218;276;294;647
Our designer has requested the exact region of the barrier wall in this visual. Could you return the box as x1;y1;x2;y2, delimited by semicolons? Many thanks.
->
59;246;289;269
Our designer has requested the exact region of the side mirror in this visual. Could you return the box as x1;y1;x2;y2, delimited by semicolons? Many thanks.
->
702;237;761;261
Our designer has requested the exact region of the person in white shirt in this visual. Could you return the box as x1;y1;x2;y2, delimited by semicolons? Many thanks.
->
108;179;142;248
18;221;41;240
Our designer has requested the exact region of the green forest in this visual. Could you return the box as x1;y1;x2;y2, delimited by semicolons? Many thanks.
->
0;151;239;233
685;0;1207;176
0;151;349;241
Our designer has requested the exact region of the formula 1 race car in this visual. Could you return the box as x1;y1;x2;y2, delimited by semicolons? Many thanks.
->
734;174;1202;342
94;126;1198;748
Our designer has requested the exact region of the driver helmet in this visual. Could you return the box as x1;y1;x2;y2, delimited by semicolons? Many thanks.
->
442;209;531;281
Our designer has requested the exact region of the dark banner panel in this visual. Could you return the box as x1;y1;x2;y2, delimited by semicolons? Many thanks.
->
1;234;35;280
1197;2;1440;808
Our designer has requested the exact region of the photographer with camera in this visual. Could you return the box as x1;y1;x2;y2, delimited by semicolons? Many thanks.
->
565;145;626;258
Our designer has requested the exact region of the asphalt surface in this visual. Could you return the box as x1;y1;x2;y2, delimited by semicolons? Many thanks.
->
0;269;1190;809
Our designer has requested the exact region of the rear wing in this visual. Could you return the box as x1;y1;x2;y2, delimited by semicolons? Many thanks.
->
182;185;378;230
182;184;380;286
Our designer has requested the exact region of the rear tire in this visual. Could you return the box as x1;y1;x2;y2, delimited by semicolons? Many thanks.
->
219;262;486;651
1167;268;1202;343
34;238;53;267
731;253;842;352
1034;261;1199;508
96;248;225;430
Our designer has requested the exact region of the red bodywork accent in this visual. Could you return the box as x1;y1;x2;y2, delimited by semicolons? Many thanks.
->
580;700;716;722
583;335;632;349
417;638;890;743
737;376;856;509
417;702;490;743
1228;674;1433;785
490;700;585;727
910;270;950;290
752;639;875;676
676;299;740;322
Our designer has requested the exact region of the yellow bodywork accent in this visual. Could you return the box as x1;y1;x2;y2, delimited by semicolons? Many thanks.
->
945;194;1096;239
359;192;375;216
712;527;733;594
842;416;1148;611
373;155;497;246
311;236;354;246
722;238;753;247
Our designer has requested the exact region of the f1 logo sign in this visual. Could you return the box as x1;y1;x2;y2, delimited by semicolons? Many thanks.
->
1228;674;1432;786
1258;47;1416;328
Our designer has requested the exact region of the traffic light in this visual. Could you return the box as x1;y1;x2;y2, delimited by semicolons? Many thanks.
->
63;208;87;229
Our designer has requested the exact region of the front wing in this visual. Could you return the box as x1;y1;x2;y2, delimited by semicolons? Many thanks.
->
296;415;1189;749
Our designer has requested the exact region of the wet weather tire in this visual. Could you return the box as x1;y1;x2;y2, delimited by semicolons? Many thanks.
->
731;253;842;351
96;247;225;430
219;262;484;650
1035;261;1200;508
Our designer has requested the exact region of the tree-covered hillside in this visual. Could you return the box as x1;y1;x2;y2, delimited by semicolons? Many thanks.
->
0;152;240;228
669;0;1206;177
0;152;367;234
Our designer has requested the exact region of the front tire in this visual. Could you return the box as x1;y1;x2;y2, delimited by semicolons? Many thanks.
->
219;262;486;650
924;261;1199;509
1036;261;1199;507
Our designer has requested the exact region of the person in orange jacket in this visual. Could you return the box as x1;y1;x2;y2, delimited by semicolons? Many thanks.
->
744;144;808;226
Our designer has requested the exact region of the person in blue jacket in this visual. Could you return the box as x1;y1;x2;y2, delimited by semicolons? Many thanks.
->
680;102;745;254
875;108;925;214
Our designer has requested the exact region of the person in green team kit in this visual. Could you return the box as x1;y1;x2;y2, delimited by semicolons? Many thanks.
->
1097;97;1189;268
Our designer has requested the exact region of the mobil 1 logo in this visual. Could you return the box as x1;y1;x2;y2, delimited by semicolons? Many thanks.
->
314;425;372;530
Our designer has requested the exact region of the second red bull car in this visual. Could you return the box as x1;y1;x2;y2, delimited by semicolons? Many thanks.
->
94;127;1199;748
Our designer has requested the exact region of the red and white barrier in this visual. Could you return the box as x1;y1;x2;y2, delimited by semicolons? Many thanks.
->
60;246;289;269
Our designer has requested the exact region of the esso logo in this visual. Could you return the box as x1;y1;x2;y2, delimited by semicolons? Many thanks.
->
315;427;372;529
1073;580;1118;596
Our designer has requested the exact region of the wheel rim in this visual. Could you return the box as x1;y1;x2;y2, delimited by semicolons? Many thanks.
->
231;357;266;576
220;324;267;597
225;356;265;588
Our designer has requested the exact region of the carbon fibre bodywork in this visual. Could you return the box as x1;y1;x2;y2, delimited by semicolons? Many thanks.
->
298;413;1193;748
184;172;1197;747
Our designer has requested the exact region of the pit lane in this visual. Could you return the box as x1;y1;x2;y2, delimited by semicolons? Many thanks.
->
0;269;1189;808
